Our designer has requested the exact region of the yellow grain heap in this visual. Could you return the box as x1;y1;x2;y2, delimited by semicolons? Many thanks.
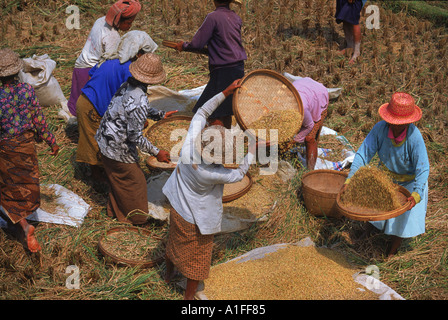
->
340;166;402;211
204;245;378;300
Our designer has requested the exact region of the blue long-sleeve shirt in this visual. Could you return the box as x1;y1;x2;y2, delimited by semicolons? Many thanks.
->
348;121;430;200
81;59;132;116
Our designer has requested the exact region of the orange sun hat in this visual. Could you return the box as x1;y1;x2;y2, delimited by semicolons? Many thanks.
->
378;92;422;125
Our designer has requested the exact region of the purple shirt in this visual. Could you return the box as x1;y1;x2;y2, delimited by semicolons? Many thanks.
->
182;5;247;67
293;78;329;143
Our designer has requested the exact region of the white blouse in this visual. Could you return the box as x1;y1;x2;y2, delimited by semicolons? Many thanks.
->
163;92;254;235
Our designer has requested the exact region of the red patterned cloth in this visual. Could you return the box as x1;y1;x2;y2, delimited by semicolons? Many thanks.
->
0;131;40;224
105;0;142;28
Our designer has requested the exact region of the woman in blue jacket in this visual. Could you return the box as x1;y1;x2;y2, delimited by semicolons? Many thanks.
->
345;92;430;256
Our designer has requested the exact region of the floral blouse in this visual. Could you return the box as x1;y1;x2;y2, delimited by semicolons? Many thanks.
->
0;81;56;147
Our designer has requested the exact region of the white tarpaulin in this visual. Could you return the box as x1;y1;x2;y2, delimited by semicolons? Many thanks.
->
0;184;90;228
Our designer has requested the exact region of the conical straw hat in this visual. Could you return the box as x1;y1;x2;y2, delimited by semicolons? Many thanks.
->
129;53;166;85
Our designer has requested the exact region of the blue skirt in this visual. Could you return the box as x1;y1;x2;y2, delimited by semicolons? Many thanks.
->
370;181;428;238
192;62;244;119
335;0;365;25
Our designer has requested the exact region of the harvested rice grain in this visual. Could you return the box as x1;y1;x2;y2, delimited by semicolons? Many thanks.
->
249;109;302;143
223;172;279;219
204;245;378;300
145;119;191;155
340;166;402;211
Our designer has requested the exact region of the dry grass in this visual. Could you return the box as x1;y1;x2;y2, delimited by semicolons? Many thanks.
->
0;0;447;300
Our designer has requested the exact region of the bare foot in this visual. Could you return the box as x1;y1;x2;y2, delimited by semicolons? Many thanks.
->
24;224;41;253
349;52;360;64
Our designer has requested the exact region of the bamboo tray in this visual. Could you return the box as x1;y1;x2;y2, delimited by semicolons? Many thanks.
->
144;115;192;170
335;185;412;221
232;69;304;142
223;173;253;203
98;226;165;268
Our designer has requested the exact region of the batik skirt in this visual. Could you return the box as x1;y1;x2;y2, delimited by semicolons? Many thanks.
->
165;207;214;281
0;131;40;224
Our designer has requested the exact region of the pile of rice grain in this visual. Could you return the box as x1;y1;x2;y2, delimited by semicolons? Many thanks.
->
249;109;302;143
340;166;402;211
145;119;191;153
204;245;378;300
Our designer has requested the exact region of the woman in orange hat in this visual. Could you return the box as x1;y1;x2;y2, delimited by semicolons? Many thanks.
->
345;92;430;256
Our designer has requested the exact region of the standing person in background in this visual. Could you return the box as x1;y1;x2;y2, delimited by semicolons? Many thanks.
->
0;48;59;253
174;0;246;129
344;92;430;256
67;0;142;117
335;0;367;64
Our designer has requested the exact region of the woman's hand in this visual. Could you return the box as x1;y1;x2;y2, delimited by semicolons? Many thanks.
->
164;110;178;119
156;150;171;163
222;79;242;97
50;144;59;156
407;196;416;209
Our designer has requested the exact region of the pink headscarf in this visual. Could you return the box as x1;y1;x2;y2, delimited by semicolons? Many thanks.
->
106;0;142;28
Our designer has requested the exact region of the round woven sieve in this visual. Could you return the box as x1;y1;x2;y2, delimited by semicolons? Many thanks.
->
144;115;192;170
336;185;412;221
222;173;253;202
232;69;304;142
98;226;165;267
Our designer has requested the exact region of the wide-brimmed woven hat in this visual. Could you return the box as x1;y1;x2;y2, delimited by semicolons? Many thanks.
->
195;125;248;165
129;53;166;84
0;48;24;77
378;92;422;125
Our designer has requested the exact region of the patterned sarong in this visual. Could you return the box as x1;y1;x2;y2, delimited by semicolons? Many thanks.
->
165;208;214;281
0;131;40;224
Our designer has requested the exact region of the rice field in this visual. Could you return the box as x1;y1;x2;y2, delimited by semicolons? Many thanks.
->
0;0;447;301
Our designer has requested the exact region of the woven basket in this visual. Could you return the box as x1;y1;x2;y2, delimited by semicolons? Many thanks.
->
232;69;304;142
98;226;165;268
223;173;253;203
301;169;348;218
336;185;412;221
144;115;192;170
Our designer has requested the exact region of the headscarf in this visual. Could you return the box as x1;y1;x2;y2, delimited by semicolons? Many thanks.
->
105;0;142;28
97;30;158;66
